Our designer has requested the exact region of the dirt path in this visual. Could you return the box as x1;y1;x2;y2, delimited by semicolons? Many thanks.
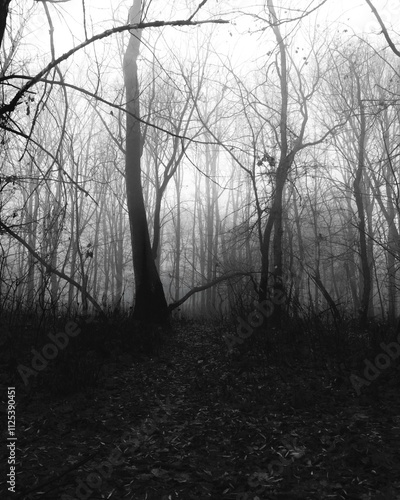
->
2;322;400;499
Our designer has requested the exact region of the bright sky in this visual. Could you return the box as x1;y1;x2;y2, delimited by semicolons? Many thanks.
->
29;0;399;58
22;0;399;100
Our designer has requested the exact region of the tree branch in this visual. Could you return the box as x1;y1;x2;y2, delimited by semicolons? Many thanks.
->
365;0;400;57
0;75;228;147
0;17;228;118
0;221;105;316
167;272;255;312
188;0;208;22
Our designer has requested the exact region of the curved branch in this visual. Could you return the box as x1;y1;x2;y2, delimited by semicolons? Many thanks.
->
167;272;255;312
365;0;400;57
1;124;95;201
0;17;228;118
0;75;227;147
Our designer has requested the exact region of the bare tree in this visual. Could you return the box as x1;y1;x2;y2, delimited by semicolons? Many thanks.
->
256;0;341;324
123;0;169;322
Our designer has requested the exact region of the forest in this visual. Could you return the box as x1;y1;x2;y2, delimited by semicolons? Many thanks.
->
1;0;400;499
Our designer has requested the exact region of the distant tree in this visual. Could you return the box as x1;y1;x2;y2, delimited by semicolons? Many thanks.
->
0;0;226;319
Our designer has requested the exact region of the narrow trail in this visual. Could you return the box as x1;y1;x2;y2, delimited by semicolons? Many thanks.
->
4;322;400;500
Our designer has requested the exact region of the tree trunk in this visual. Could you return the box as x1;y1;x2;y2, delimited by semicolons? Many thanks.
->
352;65;371;328
259;155;293;315
0;0;11;51
123;0;168;323
259;0;294;326
387;188;397;325
292;184;304;307
173;168;182;303
26;162;39;308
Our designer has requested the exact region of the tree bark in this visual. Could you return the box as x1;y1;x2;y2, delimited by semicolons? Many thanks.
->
352;63;371;328
123;0;168;323
0;0;10;51
259;0;294;326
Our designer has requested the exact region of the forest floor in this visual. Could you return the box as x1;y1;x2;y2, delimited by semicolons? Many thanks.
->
2;320;400;500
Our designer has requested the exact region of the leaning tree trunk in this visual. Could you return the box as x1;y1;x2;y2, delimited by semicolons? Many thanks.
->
123;0;168;323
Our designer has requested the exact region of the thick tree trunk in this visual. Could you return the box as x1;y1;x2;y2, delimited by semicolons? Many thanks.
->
259;0;293;327
0;0;11;51
259;155;293;319
123;0;168;323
